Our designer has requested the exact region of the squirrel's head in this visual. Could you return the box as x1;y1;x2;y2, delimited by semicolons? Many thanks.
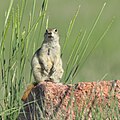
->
44;28;59;42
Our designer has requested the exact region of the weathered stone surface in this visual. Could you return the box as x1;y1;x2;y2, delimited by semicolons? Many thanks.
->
18;80;120;120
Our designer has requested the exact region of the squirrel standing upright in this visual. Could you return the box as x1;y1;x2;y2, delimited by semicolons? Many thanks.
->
21;28;64;101
31;28;64;83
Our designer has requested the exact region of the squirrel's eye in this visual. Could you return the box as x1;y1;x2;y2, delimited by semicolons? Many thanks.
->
55;29;57;32
46;29;48;33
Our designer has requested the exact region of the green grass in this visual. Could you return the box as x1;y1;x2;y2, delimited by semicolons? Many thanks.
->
0;0;119;119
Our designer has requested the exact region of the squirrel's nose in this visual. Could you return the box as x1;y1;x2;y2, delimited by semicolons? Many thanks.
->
48;32;52;35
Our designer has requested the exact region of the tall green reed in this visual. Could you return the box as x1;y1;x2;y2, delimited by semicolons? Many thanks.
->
62;3;114;84
0;0;48;119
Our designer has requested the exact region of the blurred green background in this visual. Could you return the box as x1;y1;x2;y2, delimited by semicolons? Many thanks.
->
0;0;120;82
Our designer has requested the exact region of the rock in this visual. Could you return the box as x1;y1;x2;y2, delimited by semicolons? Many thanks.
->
18;80;120;120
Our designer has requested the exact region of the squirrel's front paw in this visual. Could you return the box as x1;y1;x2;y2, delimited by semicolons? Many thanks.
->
43;65;50;72
52;66;56;72
43;69;49;75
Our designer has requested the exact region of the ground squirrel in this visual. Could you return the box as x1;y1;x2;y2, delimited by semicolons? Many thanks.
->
31;28;64;83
